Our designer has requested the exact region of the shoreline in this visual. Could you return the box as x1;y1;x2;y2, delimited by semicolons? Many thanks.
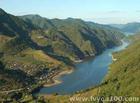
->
43;55;96;87
42;42;126;88
73;55;96;64
43;52;108;87
43;69;73;87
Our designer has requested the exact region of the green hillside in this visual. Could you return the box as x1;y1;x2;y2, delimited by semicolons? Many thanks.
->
20;15;124;59
0;8;126;102
99;35;140;97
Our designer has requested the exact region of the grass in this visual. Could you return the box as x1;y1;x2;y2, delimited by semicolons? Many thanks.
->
99;38;140;96
1;48;66;76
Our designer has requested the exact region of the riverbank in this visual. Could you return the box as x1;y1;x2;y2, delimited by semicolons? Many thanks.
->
44;43;124;88
44;55;96;87
38;40;130;95
44;69;73;87
38;39;140;103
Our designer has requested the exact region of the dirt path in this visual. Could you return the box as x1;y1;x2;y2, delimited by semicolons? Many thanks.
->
0;88;25;94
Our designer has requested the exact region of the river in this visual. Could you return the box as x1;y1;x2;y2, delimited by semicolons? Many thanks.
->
39;41;129;95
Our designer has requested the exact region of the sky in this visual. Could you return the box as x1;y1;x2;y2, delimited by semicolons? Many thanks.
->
0;0;140;24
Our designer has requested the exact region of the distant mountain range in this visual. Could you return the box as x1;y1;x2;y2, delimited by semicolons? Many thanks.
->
110;22;140;33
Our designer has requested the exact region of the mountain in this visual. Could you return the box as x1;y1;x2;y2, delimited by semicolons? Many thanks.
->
0;8;69;85
20;14;54;29
0;8;125;101
110;22;140;33
20;15;124;57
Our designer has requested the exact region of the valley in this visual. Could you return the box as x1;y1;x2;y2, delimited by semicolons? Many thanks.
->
0;8;140;103
40;33;140;103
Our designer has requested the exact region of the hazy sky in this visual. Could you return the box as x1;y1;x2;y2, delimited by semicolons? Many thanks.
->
0;0;140;24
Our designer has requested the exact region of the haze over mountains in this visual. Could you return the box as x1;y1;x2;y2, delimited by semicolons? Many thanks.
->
110;22;140;33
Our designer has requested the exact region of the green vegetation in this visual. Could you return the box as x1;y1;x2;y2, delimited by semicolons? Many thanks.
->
0;8;129;102
20;15;124;60
99;36;140;97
